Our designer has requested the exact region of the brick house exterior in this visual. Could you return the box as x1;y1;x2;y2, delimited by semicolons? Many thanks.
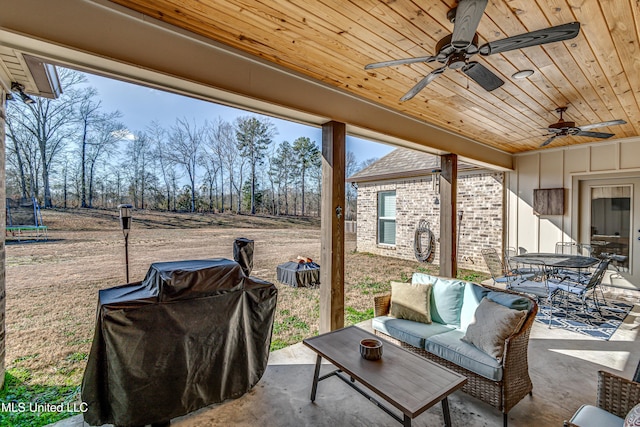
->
348;149;504;274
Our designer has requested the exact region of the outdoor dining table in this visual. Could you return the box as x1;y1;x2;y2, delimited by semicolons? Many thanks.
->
509;253;599;269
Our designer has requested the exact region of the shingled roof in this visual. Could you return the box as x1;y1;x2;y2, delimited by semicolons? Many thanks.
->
347;148;481;183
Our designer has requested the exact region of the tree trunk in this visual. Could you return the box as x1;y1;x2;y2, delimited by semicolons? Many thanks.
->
88;162;95;208
81;122;88;208
301;167;306;216
219;174;224;213
250;161;256;214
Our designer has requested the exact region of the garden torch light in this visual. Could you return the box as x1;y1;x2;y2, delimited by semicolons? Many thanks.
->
118;204;133;282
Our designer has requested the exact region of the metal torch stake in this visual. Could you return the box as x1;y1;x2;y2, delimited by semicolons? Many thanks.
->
118;204;132;283
124;233;129;283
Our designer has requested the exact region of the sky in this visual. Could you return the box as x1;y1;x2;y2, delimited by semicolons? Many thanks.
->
80;72;394;165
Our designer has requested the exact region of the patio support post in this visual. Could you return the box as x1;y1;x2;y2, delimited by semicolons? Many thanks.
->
320;121;345;333
0;88;7;387
439;154;458;277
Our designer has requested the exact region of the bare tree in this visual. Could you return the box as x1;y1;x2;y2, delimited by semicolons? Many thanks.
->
167;118;204;212
6;68;84;207
86;114;127;207
76;88;101;207
125;131;153;209
207;117;235;212
217;123;242;213
146;122;174;210
5;117;33;198
345;151;359;220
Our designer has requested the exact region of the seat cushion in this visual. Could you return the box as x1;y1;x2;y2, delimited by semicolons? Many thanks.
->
425;330;503;381
412;273;466;326
372;316;454;349
390;281;432;324
569;404;624;427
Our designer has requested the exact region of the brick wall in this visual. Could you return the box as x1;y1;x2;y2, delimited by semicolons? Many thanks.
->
0;89;6;387
355;171;503;274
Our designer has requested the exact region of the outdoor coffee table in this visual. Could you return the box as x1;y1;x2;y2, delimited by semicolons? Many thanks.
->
303;326;466;426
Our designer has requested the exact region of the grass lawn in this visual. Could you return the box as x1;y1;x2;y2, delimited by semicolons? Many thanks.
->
2;208;489;425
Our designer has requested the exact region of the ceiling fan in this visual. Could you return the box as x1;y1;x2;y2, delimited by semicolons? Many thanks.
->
364;0;581;101
540;107;627;147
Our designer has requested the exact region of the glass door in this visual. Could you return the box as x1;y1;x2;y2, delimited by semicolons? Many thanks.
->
580;178;640;284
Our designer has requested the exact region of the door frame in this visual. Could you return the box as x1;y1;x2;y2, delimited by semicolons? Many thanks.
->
573;172;640;287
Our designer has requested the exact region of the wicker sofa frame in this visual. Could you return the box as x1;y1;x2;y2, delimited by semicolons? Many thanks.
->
373;285;538;427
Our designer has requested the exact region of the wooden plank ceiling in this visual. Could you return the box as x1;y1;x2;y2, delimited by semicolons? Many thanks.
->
109;0;640;154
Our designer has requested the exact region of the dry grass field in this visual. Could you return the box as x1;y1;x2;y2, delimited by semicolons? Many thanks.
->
4;208;488;392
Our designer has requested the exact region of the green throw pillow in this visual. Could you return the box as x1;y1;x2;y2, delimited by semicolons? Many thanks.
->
413;274;465;326
390;281;432;324
461;297;527;361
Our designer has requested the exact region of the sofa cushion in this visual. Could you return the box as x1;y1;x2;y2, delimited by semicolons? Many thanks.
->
372;316;454;349
425;330;503;381
569;404;624;427
461;298;527;361
459;283;491;331
390;281;432;324
412;273;465;326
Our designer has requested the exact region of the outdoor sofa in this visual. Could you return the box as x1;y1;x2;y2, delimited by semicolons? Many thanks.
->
372;273;537;427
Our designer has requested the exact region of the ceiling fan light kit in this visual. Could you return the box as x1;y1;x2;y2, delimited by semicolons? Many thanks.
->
365;0;580;101
512;70;534;79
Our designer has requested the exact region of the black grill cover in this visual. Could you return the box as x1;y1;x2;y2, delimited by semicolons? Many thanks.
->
233;237;254;276
276;261;320;287
81;259;277;426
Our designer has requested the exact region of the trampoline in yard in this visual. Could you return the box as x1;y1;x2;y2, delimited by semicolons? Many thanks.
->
5;197;48;241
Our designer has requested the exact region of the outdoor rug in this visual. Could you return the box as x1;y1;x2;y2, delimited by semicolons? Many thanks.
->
536;297;633;340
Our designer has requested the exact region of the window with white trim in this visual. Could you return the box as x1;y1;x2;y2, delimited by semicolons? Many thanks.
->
377;191;396;245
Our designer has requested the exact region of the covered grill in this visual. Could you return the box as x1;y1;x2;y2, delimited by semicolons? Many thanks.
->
81;249;277;426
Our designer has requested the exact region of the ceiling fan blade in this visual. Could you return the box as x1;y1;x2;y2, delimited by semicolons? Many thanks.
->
540;135;559;147
400;67;447;101
575;131;615;139
365;56;437;70
479;22;580;56
452;0;488;49
461;61;504;91
577;119;627;131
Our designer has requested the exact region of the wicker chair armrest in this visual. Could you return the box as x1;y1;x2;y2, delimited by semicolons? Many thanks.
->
501;303;537;413
597;370;640;418
374;294;391;317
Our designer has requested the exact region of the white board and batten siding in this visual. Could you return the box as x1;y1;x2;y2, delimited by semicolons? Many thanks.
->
505;137;640;289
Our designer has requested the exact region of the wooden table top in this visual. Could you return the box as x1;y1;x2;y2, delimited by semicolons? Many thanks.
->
303;326;466;418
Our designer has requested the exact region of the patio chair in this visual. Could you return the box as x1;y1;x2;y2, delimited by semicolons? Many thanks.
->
553;241;594;282
507;268;559;306
504;247;538;277
548;255;614;317
556;241;580;255
481;248;531;286
564;360;640;427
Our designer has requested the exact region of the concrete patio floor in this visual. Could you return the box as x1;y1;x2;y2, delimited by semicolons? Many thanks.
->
51;303;640;427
